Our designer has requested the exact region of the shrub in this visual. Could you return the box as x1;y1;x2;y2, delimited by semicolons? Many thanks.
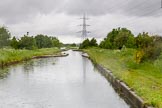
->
79;38;98;49
100;28;135;49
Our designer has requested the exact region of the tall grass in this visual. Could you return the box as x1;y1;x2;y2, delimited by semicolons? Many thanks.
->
85;48;162;108
0;48;60;67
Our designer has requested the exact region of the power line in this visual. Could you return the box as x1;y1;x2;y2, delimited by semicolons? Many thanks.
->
118;0;162;26
107;0;151;15
78;13;90;41
118;7;161;27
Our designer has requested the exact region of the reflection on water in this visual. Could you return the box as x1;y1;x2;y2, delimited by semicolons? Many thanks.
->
23;61;34;74
0;50;129;108
0;67;9;78
82;57;87;84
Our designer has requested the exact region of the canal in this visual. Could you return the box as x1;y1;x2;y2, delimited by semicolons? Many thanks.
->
0;50;130;108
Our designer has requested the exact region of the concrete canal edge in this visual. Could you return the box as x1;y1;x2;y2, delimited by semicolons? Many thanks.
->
82;53;90;58
82;53;154;108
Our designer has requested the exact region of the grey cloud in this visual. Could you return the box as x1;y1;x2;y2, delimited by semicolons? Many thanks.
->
0;0;161;25
61;0;124;15
122;0;161;17
60;0;161;17
0;0;64;24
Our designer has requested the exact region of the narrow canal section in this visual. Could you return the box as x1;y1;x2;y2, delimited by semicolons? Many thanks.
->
0;50;130;108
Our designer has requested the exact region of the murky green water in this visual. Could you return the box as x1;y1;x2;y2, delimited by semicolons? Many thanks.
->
0;50;129;108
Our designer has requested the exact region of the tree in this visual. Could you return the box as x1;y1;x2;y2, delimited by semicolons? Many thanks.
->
35;34;45;48
99;38;112;49
51;37;61;48
135;32;153;49
43;36;52;48
114;29;135;49
89;38;98;47
19;35;36;50
35;34;53;48
0;27;11;48
135;33;162;62
9;34;62;50
10;36;19;49
99;28;135;49
102;28;118;49
79;38;90;49
79;38;98;49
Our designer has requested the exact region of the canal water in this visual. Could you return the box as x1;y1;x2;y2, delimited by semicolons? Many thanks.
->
0;50;130;108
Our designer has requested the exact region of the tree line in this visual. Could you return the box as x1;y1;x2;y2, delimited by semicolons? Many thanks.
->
80;27;162;63
0;26;62;50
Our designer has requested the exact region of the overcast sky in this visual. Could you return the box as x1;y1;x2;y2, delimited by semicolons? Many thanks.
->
0;0;162;43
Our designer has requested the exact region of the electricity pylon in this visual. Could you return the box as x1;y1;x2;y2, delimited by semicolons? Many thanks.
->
78;13;90;42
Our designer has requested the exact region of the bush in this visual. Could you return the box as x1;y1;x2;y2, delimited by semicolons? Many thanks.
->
144;46;162;61
100;28;135;49
135;50;145;63
135;32;153;49
79;38;98;49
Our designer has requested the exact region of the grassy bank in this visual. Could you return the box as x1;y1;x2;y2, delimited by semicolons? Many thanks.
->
85;48;162;108
0;48;60;67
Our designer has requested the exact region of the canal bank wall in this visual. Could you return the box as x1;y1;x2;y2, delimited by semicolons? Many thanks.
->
82;53;153;108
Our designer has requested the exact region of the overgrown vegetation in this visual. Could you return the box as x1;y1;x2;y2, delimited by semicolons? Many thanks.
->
135;33;162;63
80;27;162;63
85;48;162;108
0;26;62;50
100;28;135;49
79;38;98;49
0;27;11;48
0;26;62;67
80;27;162;107
0;48;60;67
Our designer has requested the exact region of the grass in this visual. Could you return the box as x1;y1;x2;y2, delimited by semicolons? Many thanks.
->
85;47;162;108
0;48;60;67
